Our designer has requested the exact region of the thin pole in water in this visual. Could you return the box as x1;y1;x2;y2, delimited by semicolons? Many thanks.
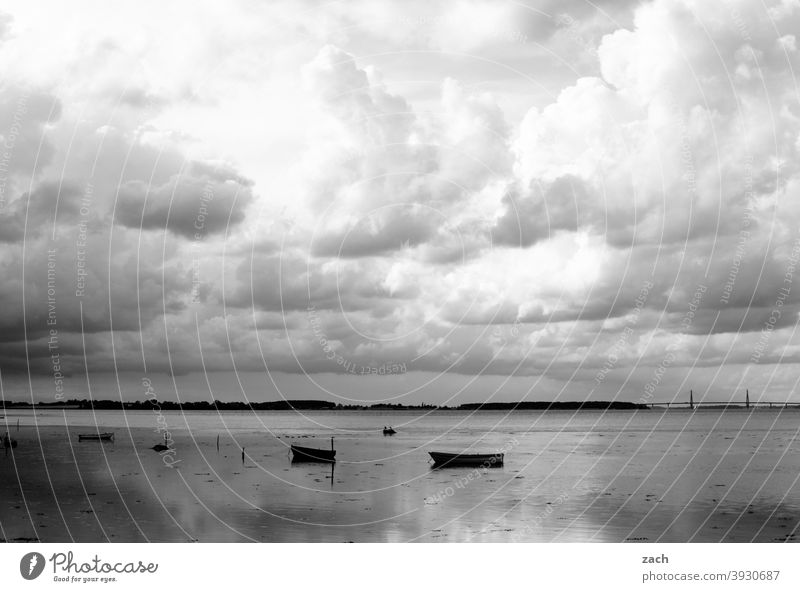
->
216;434;220;452
242;447;245;463
331;437;334;451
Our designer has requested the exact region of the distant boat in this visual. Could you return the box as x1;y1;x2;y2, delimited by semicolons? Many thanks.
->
291;438;336;463
78;432;114;442
428;451;504;467
3;433;17;449
383;427;396;435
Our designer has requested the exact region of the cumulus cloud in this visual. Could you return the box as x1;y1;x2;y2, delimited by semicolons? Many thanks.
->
301;46;510;264
491;175;599;247
222;1;800;385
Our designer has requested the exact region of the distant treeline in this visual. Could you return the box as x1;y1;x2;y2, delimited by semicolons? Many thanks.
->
1;398;647;411
458;401;647;410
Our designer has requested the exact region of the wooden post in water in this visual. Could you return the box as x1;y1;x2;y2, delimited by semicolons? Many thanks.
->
689;390;694;410
242;447;245;463
216;434;220;452
746;389;750;410
331;437;334;451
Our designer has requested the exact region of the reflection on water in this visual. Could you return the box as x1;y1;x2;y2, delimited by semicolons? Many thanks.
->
2;409;800;542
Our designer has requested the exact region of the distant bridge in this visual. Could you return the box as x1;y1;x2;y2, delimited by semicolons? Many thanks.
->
646;389;800;410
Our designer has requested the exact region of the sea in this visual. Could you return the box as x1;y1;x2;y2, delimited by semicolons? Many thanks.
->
2;409;799;542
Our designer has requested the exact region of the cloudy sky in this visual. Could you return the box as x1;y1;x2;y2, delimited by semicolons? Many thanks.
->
1;0;800;405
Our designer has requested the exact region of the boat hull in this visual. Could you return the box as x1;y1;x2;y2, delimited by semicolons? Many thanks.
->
78;433;114;442
429;451;504;467
291;444;336;463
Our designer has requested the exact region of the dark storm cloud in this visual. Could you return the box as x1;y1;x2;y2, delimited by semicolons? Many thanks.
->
0;181;83;243
115;163;254;238
0;229;191;345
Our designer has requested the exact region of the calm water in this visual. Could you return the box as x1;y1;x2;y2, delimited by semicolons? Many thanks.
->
2;409;800;542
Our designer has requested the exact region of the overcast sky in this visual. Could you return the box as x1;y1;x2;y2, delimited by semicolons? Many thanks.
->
1;0;800;405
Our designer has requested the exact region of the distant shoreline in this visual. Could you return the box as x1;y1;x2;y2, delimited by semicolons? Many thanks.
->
2;399;650;411
5;399;798;412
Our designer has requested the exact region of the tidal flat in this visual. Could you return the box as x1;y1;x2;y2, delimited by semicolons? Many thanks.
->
2;409;799;542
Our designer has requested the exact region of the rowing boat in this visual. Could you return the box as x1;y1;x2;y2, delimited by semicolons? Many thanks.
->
78;432;115;442
291;438;336;463
428;451;504;467
291;444;336;463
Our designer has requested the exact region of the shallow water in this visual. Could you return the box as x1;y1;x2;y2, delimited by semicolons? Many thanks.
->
2;409;800;542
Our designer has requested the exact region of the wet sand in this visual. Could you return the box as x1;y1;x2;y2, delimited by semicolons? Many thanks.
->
1;410;799;542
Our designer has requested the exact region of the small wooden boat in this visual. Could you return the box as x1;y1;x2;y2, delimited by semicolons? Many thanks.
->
291;438;336;463
429;451;504;467
78;432;115;442
383;427;396;435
